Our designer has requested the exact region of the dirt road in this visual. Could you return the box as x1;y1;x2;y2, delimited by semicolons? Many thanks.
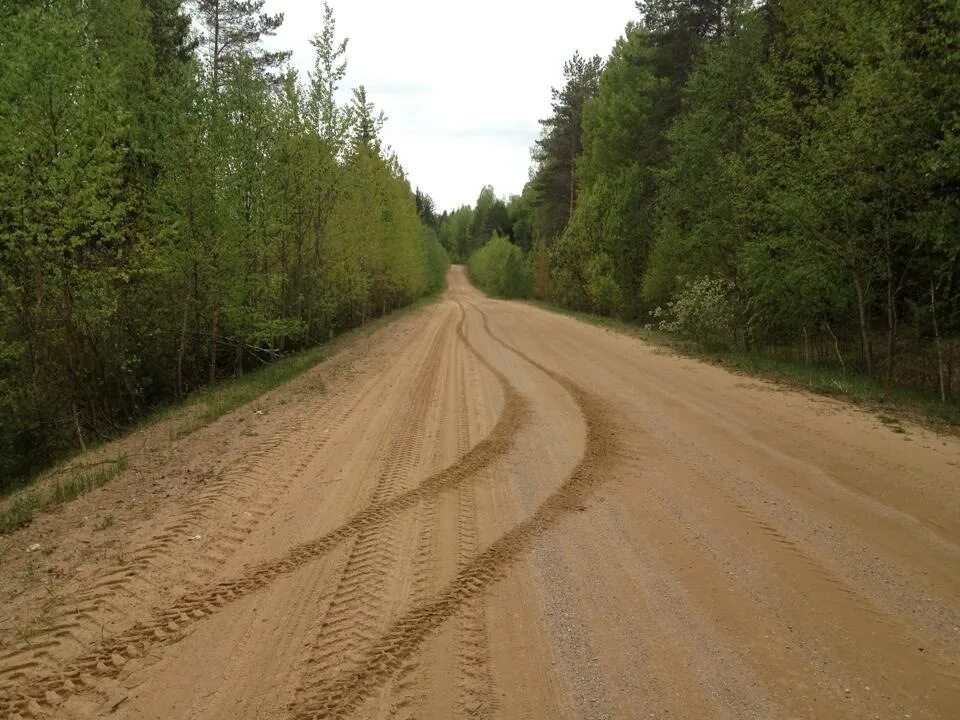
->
1;266;958;719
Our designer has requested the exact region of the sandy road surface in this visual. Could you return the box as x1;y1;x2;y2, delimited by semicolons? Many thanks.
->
1;266;959;719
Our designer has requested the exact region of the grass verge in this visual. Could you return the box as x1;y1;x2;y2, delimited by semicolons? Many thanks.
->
0;291;443;535
0;458;128;535
146;291;443;440
526;300;960;431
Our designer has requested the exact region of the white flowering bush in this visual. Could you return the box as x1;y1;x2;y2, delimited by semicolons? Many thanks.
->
652;276;737;350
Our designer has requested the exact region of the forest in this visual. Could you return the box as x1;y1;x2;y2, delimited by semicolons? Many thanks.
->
451;0;959;406
0;1;447;487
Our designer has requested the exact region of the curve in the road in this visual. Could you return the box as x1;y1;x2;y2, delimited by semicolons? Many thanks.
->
0;301;531;718
287;299;620;719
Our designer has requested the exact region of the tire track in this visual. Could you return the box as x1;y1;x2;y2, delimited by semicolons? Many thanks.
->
0;306;440;698
385;493;441;720
454;330;494;720
0;341;397;693
186;544;353;720
0;303;531;717
386;317;493;720
287;301;619;719
385;327;457;720
291;309;453;710
291;303;500;716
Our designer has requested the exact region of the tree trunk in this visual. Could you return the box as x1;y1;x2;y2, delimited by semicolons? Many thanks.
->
234;343;244;378
825;320;846;374
931;280;946;402
61;282;87;452
72;402;87;453
209;302;219;386
212;0;221;93
176;295;190;398
568;125;577;224
885;257;898;386
852;273;873;375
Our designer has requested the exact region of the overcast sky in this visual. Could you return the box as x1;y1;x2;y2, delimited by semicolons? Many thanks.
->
266;1;638;212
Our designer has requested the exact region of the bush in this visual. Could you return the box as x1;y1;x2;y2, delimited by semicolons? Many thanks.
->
421;228;450;293
467;234;532;298
652;276;737;350
584;252;622;315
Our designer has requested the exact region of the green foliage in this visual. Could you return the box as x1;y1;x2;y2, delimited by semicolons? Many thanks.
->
645;6;764;307
553;166;649;316
577;24;657;188
544;14;711;320
494;0;959;400
469;187;512;255
0;1;446;491
652;276;738;350
506;188;536;252
421;228;451;293
468;235;533;299
437;185;517;262
415;190;440;231
438;206;474;261
194;0;289;85
530;52;604;241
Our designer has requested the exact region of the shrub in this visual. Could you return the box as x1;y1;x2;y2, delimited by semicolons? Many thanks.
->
652;276;737;350
467;234;532;298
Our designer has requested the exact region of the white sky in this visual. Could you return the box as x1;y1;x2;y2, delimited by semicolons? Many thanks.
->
266;0;638;211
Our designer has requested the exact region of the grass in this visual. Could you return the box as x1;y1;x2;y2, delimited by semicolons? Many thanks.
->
525;299;960;431
0;458;128;535
0;290;443;536
710;351;960;427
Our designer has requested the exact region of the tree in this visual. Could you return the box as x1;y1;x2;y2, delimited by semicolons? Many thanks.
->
468;234;532;299
645;4;765;312
530;52;603;240
0;1;157;469
474;0;959;400
144;0;196;78
507;188;536;252
350;85;386;154
415;189;439;230
193;0;290;90
638;0;733;42
307;1;351;151
468;186;511;254
0;0;450;489
438;206;474;261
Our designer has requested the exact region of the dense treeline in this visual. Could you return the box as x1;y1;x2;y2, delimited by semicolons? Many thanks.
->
446;0;959;401
439;186;514;263
0;0;446;487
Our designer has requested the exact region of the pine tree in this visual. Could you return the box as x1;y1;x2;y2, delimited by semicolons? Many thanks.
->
193;0;290;90
531;52;603;240
350;86;386;154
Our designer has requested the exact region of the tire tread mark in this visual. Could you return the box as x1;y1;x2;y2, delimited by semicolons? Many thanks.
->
386;326;456;720
454;330;494;720
287;300;619;719
0;302;530;717
292;308;460;714
0;348;388;690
